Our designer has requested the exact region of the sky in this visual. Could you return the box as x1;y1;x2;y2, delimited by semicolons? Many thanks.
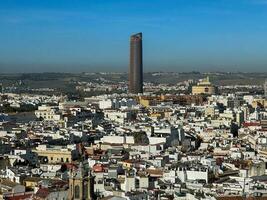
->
1;0;267;73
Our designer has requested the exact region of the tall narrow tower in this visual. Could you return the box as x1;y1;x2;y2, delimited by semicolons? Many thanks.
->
0;83;3;94
129;32;143;94
264;79;267;99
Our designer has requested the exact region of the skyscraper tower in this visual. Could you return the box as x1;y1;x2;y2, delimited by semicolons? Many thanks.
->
129;32;143;94
0;83;3;94
264;79;267;99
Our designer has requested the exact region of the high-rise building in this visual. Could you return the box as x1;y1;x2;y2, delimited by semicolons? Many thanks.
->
129;32;143;94
264;79;267;99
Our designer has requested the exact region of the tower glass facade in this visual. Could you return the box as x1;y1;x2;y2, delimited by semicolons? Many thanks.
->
129;32;143;94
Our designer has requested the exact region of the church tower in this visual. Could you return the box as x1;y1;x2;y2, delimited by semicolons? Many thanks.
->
68;162;95;200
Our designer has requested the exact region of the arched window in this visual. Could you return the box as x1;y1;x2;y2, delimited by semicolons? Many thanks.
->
74;185;80;199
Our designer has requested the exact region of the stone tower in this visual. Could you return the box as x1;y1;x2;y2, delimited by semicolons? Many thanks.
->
68;162;95;200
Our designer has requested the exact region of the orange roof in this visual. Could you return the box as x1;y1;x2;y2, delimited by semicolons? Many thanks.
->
93;163;104;172
146;169;163;177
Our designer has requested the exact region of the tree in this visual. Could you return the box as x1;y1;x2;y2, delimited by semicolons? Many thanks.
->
133;132;149;145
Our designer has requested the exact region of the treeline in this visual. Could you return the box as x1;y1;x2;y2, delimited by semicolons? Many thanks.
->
20;73;72;81
0;104;37;113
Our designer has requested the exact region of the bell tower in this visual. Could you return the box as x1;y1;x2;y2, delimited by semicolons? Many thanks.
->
68;162;95;200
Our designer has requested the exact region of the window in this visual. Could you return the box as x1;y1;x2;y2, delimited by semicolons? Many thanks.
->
74;185;80;199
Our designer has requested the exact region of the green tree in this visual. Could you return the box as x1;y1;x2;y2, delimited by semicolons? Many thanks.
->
133;132;149;145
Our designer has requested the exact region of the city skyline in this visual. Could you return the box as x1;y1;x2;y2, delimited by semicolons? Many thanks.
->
1;1;267;200
1;0;267;73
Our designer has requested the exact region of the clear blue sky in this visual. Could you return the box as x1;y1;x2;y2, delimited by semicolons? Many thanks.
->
1;0;267;73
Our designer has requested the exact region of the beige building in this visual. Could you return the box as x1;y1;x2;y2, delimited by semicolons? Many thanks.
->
23;177;41;190
252;98;267;108
33;145;73;164
204;106;219;118
192;76;216;95
35;105;61;121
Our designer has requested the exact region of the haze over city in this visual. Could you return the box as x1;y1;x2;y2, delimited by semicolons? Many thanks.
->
1;0;267;73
